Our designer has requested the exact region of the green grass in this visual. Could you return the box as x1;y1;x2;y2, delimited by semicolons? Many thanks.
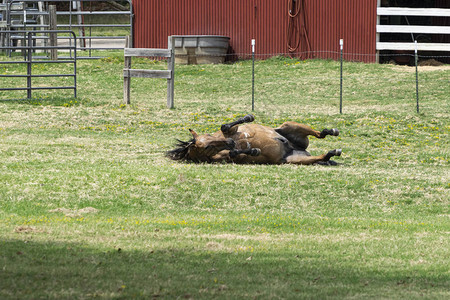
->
0;52;449;299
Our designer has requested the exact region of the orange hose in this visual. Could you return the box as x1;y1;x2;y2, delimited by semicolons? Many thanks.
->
288;0;301;17
287;0;301;52
287;0;311;55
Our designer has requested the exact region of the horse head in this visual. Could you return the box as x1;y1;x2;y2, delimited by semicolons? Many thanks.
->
166;129;235;162
187;129;235;162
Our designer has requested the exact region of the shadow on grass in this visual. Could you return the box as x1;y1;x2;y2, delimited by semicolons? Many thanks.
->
1;238;446;299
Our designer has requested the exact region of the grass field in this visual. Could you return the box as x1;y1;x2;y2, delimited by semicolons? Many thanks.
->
0;52;449;299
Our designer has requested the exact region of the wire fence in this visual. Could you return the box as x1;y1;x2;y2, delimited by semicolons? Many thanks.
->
0;45;448;115
169;49;449;115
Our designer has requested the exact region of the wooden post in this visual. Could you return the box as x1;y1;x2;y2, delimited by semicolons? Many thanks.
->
21;10;27;56
123;36;131;104
167;36;174;108
123;37;174;107
75;1;86;49
49;5;57;60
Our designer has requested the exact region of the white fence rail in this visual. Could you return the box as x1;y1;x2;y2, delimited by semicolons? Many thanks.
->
376;7;450;52
377;7;450;17
377;42;450;51
377;25;450;35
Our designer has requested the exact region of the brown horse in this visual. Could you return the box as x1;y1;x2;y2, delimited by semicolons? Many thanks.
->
167;114;342;165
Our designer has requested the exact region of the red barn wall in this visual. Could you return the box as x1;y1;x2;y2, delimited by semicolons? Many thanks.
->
133;0;377;63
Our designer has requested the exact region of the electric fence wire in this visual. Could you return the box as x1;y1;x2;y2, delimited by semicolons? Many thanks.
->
171;50;449;113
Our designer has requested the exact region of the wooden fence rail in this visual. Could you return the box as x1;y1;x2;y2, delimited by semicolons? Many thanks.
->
123;36;175;108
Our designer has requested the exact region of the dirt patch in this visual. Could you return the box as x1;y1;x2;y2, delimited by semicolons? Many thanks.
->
388;60;450;73
15;226;45;234
49;207;99;217
78;207;99;214
418;65;450;72
199;233;283;242
418;59;444;67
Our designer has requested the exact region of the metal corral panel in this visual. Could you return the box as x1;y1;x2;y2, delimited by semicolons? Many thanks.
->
133;0;377;62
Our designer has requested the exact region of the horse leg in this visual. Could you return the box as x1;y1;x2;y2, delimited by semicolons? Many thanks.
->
210;148;260;163
276;121;339;139
275;122;317;149
229;148;261;158
221;114;255;134
275;121;339;149
285;149;342;165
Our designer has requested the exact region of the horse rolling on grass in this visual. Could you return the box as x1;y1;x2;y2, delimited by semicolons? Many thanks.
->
167;114;342;165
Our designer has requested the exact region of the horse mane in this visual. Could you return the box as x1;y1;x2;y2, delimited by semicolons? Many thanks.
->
166;139;195;161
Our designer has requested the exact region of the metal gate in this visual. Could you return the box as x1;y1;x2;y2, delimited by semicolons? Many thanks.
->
0;30;77;99
1;0;133;59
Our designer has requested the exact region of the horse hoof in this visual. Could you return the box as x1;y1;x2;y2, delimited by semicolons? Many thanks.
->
320;128;339;138
325;149;342;161
229;150;238;158
221;124;231;132
243;114;255;123
250;148;261;156
331;129;340;136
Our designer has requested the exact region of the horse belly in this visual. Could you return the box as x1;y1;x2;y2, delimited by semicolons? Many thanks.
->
235;125;287;164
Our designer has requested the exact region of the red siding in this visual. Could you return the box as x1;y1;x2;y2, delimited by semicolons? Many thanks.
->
133;0;377;62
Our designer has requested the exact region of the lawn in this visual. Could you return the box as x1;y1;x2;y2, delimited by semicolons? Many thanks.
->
0;52;449;299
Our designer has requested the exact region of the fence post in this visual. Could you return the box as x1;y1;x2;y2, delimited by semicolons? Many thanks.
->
415;40;420;114
251;39;255;111
49;5;57;60
21;10;27;57
123;42;174;107
339;39;343;114
123;36;131;104
27;32;32;99
167;36;175;109
73;32;77;98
